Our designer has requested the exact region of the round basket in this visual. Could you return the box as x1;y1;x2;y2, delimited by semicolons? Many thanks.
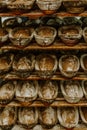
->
63;1;85;14
0;106;17;129
36;0;62;14
57;107;79;128
39;107;57;128
9;27;34;48
60;80;83;103
12;53;35;78
59;55;80;78
34;26;57;46
58;25;82;46
15;81;38;103
18;107;38;129
38;80;58;103
35;54;58;78
0;81;15;104
7;0;35;11
0;53;14;75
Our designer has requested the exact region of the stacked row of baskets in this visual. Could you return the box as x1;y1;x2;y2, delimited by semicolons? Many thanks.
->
0;26;84;47
0;0;87;14
0;80;87;105
0;2;87;130
0;18;87;47
0;52;87;78
0;106;87;129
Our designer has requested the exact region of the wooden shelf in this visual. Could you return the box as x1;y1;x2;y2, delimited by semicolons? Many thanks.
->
0;10;87;18
22;11;86;18
0;0;87;109
1;99;87;107
24;42;87;51
2;72;87;81
1;42;87;51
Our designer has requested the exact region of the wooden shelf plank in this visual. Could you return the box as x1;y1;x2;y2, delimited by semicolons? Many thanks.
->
0;10;87;17
24;43;87;50
1;99;87;107
2;72;87;81
1;42;87;51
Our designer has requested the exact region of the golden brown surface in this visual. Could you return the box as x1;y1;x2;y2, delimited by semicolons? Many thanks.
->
19;108;35;124
62;29;78;35
13;29;30;38
38;28;54;37
16;57;31;70
62;56;78;71
61;108;76;124
41;82;56;99
41;107;56;124
0;83;14;99
65;82;79;97
0;58;9;70
0;108;15;125
17;82;35;98
39;56;54;70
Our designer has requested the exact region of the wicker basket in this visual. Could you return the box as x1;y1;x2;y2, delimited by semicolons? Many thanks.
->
63;1;86;14
34;26;57;46
18;107;38;129
39;107;57;128
35;54;58;78
58;25;82;46
0;53;14;74
12;53;35;78
38;80;58;103
7;0;35;11
15;81;38;103
57;107;79;128
36;0;62;14
0;81;15;104
59;55;80;78
0;106;17;129
60;80;83;103
9;27;34;48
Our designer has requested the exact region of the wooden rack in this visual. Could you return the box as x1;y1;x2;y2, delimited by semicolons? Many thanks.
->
0;3;87;108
